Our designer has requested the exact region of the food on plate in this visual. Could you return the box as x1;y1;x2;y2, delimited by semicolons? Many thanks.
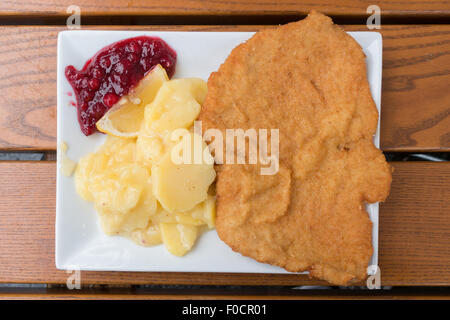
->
135;79;207;167
160;223;199;257
198;11;392;285
152;132;215;213
74;66;216;256
65;36;177;136
96;64;169;138
58;142;77;176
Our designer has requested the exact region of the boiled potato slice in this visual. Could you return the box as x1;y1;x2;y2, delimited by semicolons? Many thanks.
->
97;209;125;235
136;131;178;168
204;195;216;228
75;153;101;202
151;204;177;224
119;180;158;233
150;98;200;132
93;165;147;213
175;211;204;226
93;165;154;235
152;133;216;213
160;223;198;256
136;134;165;167
129;224;162;246
142;79;207;133
97;183;156;236
151;204;204;226
191;195;216;229
75;136;136;203
93;178;142;215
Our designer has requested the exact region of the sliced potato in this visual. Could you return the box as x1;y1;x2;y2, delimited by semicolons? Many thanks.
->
135;131;178;168
151;133;216;213
129;224;162;246
119;179;158;233
74;73;216;257
191;195;216;229
136;134;165;167
175;210;204;226
160;223;198;256
151;202;209;226
142;79;207;133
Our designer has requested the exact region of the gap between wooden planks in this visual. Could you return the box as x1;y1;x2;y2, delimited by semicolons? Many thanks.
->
0;24;449;152
0;161;448;286
0;0;449;18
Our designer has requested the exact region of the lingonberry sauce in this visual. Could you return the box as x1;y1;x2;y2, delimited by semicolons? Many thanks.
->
65;36;177;136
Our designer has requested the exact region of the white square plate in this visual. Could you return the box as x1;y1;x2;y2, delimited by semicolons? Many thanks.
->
56;30;382;274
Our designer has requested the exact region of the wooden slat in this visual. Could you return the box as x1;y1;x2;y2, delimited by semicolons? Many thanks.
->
0;161;448;286
0;24;449;151
0;0;449;18
1;287;450;300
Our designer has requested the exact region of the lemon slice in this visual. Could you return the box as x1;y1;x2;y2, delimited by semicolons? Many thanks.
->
96;64;169;138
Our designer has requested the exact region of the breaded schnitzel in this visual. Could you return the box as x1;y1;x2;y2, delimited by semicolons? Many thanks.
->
198;11;392;285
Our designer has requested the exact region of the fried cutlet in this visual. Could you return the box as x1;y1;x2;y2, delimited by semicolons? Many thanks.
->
198;11;392;285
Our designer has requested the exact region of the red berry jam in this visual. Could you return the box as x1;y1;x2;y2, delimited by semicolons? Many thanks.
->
65;36;177;136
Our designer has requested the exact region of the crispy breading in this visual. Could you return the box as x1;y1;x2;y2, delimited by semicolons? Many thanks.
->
198;11;392;285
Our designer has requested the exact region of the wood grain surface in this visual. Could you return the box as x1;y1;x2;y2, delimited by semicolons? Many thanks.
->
0;161;448;286
0;24;449;151
0;0;449;18
1;287;449;300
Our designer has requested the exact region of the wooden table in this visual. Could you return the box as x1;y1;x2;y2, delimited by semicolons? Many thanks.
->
0;1;449;300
